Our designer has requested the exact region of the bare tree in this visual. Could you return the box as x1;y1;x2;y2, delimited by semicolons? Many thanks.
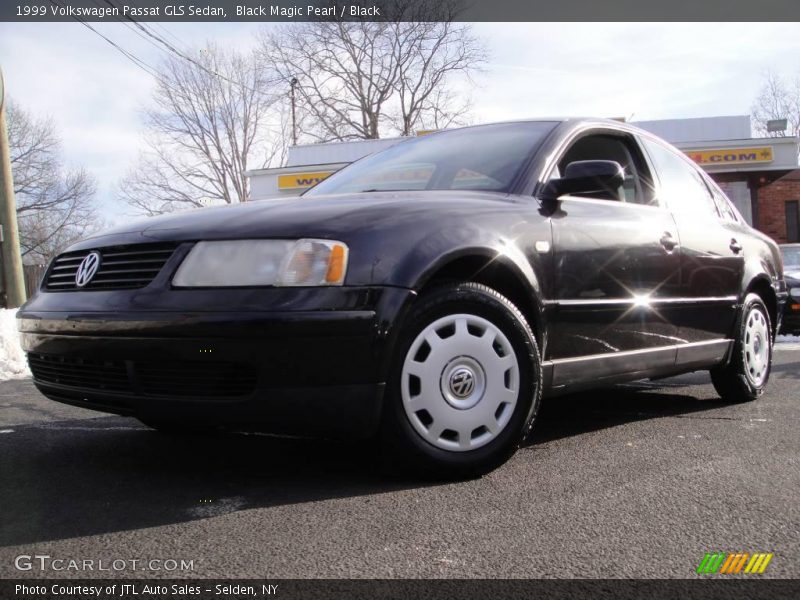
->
6;100;98;263
258;0;486;142
390;19;485;136
260;21;397;141
751;70;800;137
120;44;285;216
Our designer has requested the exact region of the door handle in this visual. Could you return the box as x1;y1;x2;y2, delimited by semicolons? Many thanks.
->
730;239;743;254
660;232;678;251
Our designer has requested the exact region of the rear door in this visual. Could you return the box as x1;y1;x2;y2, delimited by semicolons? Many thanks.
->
640;137;744;349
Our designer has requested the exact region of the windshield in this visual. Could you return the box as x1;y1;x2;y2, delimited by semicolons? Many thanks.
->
305;121;557;196
782;246;800;270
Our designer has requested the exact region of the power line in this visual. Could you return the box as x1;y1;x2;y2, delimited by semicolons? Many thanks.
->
86;0;170;56
128;0;191;52
48;0;292;134
51;0;286;98
102;0;287;94
47;0;163;81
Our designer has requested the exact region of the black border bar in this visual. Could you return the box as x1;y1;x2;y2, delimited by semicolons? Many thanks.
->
3;579;800;600
3;0;800;22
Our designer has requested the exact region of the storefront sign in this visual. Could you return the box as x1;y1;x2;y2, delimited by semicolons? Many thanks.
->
684;147;773;165
277;171;335;190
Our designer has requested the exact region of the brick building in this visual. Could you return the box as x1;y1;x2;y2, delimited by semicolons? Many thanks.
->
749;171;800;243
247;115;800;243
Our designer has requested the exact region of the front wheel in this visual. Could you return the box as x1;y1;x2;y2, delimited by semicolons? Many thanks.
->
381;282;542;478
711;293;772;403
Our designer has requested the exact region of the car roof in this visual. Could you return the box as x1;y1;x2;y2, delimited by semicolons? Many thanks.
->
439;117;657;139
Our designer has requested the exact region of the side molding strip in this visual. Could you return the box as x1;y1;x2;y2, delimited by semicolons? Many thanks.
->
546;296;738;308
544;339;732;387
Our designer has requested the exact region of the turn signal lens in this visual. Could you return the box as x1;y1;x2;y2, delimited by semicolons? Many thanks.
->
326;244;346;283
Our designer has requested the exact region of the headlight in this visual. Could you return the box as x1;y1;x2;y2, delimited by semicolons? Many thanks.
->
172;239;349;287
791;287;800;300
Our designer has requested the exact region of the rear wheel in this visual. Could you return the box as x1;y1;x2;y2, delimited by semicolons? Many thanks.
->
711;293;772;403
382;282;541;477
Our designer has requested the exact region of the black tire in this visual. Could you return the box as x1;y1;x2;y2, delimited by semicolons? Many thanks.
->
381;282;542;478
710;293;772;403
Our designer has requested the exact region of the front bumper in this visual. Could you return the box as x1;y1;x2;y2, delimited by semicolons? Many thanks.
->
17;285;415;438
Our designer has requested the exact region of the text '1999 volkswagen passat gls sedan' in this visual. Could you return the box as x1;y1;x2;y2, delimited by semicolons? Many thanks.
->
18;119;787;476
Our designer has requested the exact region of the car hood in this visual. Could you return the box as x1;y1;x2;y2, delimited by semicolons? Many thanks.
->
71;190;516;250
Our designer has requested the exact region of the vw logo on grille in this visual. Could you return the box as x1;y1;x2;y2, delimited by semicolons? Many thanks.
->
75;251;101;287
449;367;476;398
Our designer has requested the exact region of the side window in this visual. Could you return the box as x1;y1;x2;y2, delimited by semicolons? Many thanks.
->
552;133;657;205
642;138;719;217
708;182;740;223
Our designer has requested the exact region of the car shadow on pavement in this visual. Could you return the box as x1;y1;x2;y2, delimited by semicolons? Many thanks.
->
526;383;728;447
770;360;800;380
0;381;730;547
0;418;403;547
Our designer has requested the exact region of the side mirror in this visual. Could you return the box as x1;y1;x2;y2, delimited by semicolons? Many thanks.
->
540;160;625;201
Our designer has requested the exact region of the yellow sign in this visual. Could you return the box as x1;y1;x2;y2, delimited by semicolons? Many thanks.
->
684;147;773;165
277;171;335;190
416;129;438;136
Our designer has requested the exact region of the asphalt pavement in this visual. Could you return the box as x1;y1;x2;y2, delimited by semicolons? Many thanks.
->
1;345;798;579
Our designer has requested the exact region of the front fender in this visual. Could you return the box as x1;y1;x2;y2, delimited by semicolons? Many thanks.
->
376;220;551;354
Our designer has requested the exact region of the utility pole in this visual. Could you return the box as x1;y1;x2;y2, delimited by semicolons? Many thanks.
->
290;77;298;146
0;66;26;308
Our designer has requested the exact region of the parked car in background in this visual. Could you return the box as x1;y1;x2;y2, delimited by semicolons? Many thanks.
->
17;118;787;476
780;244;800;335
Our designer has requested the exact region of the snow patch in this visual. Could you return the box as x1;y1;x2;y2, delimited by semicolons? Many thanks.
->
776;334;800;351
0;309;31;380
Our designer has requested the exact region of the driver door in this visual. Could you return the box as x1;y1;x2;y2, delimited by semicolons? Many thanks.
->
546;130;683;387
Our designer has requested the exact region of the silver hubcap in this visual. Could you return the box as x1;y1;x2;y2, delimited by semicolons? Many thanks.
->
744;306;770;387
401;314;519;452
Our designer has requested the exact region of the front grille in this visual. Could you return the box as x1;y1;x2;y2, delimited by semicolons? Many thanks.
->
28;354;258;399
28;354;131;392
137;361;258;397
45;243;177;291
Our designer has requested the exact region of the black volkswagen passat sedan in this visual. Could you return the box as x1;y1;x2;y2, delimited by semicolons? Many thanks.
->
18;119;787;475
779;244;800;334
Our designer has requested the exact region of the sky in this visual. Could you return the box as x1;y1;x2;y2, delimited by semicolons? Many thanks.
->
1;21;800;224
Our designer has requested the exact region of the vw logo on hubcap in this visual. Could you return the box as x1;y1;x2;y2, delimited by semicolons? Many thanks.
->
75;251;101;287
449;367;476;398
